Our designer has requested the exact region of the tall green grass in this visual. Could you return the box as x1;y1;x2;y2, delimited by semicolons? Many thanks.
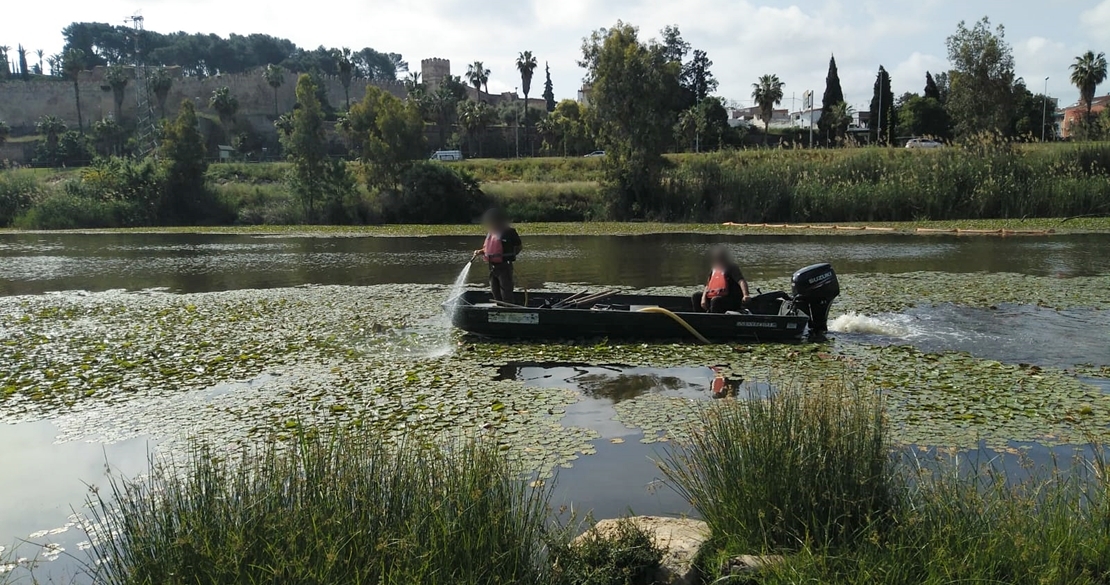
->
663;382;895;553
664;382;1110;584
86;432;560;585
484;181;603;222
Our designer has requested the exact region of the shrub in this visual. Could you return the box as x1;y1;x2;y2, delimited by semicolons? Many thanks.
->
0;172;43;226
550;519;665;585
380;162;488;224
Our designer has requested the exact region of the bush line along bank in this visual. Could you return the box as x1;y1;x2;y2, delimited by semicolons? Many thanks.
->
2;142;1109;228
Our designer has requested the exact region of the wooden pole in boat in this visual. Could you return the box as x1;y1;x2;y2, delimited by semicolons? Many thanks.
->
553;290;590;308
492;300;527;308
570;290;618;307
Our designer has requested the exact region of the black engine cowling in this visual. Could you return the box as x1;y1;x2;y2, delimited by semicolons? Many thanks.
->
791;263;839;334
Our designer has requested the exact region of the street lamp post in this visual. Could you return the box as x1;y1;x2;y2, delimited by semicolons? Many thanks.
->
515;87;520;158
1041;76;1050;142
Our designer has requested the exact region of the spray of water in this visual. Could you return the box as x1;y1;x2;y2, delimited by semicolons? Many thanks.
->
445;261;473;323
828;312;912;337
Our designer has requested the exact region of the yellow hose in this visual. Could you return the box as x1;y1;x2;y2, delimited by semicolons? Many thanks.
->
637;307;712;344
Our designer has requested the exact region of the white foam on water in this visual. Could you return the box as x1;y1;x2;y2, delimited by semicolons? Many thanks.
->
829;312;913;337
445;261;473;322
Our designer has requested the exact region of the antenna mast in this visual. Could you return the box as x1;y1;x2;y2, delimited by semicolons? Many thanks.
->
125;13;158;157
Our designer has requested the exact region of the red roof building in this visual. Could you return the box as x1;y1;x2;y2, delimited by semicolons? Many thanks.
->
1061;95;1110;138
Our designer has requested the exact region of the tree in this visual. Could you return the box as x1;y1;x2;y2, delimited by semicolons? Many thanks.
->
827;101;854;142
209;87;240;138
160;100;212;224
344;85;426;190
105;65;129;122
817;55;845;141
516;51;538;155
0;46;9;80
17;45;29;80
262;64;284;119
149;67;174;119
542;62;555;112
457;99;495;157
752;74;785;145
337;48;354;110
91;117;127;157
36;116;68;160
35;49;44;76
0;120;9;148
896;95;950;139
868;66;896;145
1070;51;1109;127
63;48;87;133
946;17;1016;137
683;49;716;103
1010;81;1055;140
466;61;490;97
282;75;329;221
659;25;690;64
580;22;682;216
924;71;941;100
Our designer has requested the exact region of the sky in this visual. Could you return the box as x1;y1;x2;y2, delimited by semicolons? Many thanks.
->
3;0;1109;112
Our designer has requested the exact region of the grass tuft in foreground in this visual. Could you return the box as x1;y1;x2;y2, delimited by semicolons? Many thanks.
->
665;381;1110;584
663;381;895;553
86;431;559;585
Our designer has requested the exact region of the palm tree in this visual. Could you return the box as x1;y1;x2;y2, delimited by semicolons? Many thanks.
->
828;101;854;142
457;99;493;156
105;65;129;122
263;64;285;118
149;67;174;119
751;74;785;145
209;87;240;139
62;48;87;133
1070;51;1109;127
516;51;538;156
466;61;490;97
337;48;353;110
36;115;67;165
34;49;44;76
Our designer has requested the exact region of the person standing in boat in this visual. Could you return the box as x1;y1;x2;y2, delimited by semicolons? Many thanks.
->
692;246;751;313
473;208;523;303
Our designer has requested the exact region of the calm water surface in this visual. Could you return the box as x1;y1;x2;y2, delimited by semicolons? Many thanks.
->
2;232;1109;295
2;231;1109;578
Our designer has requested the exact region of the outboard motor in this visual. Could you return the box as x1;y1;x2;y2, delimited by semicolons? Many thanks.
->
791;263;840;335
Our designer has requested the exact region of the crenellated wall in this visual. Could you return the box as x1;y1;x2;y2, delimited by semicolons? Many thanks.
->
0;65;408;136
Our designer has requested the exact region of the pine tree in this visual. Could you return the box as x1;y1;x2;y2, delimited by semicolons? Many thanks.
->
160;100;211;224
869;66;896;145
817;55;845;140
542;62;555;112
924;71;941;101
282;74;329;222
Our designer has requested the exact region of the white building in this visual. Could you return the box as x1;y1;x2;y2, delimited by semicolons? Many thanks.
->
789;108;822;129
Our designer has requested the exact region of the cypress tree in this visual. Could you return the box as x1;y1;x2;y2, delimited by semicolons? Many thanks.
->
817;55;845;140
869;66;895;145
924;71;941;101
542;63;555;112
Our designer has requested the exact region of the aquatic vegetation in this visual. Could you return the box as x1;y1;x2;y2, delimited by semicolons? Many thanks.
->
87;432;562;585
662;382;894;552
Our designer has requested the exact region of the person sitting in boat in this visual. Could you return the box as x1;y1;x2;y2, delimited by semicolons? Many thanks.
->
691;246;750;313
473;208;522;303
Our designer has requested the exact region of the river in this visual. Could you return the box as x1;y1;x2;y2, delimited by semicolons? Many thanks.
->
1;231;1108;580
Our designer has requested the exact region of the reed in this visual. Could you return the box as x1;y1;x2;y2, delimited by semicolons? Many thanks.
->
86;431;560;585
662;381;895;553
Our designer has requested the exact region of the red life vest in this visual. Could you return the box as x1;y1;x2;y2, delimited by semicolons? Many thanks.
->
706;268;729;299
484;232;505;264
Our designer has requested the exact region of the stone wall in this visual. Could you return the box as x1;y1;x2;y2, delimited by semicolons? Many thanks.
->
0;66;408;136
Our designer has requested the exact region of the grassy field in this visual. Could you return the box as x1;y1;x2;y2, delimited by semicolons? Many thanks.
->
3;142;1110;227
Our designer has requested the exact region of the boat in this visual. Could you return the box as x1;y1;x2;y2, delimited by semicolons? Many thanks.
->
445;263;840;343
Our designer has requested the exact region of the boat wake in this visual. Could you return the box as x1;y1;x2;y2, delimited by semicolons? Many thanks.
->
829;312;913;337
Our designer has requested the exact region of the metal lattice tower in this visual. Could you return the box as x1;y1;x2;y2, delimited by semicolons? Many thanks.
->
126;13;159;158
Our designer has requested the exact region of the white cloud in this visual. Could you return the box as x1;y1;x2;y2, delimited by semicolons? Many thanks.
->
1081;0;1110;44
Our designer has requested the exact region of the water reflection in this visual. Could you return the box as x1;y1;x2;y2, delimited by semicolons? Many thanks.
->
2;232;1109;295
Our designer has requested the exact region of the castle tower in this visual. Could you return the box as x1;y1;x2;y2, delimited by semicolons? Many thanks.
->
420;58;451;91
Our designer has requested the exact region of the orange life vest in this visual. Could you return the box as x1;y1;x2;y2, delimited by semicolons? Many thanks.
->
706;268;729;299
484;232;505;264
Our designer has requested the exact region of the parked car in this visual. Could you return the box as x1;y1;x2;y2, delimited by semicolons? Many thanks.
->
905;138;944;149
583;151;606;158
430;150;464;161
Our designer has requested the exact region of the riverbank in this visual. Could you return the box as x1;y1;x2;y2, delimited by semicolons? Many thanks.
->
2;142;1109;227
3;217;1110;237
